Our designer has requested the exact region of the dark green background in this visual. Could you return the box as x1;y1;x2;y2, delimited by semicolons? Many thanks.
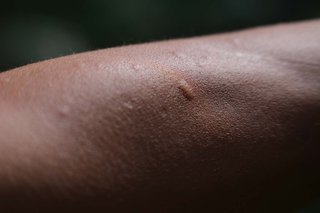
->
0;0;319;71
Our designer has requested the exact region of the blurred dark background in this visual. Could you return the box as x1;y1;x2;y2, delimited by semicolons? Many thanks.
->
0;0;319;211
0;0;319;71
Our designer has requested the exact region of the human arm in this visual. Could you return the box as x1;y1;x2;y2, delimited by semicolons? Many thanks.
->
0;20;319;212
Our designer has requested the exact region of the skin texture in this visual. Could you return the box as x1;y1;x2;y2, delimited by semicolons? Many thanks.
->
0;20;319;212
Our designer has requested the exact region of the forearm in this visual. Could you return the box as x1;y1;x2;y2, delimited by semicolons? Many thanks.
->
0;20;319;212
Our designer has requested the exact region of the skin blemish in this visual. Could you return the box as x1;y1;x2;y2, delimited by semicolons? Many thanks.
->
132;64;144;72
56;105;71;119
177;79;194;101
123;101;134;109
157;65;196;102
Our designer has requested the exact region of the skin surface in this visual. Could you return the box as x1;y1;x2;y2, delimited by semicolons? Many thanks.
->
0;20;319;212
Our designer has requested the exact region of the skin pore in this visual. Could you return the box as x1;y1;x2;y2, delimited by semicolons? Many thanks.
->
0;20;319;212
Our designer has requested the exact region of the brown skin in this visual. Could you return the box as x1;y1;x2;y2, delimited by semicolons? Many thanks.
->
0;20;319;212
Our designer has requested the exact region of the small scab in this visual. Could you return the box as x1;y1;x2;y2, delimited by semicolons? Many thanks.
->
177;79;194;101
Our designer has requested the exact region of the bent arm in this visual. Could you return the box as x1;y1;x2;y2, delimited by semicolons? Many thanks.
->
0;20;319;212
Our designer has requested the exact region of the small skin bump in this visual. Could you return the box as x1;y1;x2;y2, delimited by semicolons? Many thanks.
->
132;64;144;72
178;79;194;101
123;101;134;109
157;66;195;101
56;105;71;119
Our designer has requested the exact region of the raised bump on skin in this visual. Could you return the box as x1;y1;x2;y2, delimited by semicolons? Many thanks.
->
177;79;194;101
132;61;195;101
